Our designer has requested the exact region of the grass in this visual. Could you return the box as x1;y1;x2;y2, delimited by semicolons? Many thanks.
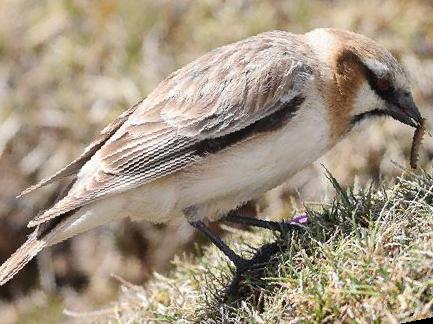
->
1;0;433;321
109;170;433;323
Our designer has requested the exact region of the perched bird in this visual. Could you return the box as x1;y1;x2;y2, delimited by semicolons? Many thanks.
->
0;28;422;285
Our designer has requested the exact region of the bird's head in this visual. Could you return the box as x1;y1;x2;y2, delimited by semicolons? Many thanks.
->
306;28;422;140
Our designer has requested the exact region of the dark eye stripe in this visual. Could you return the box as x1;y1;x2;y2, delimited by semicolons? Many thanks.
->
363;65;396;102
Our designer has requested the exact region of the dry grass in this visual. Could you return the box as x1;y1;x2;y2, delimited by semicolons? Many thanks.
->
112;170;433;323
0;0;432;322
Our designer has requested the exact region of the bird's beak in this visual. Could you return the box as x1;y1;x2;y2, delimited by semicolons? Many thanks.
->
386;92;422;128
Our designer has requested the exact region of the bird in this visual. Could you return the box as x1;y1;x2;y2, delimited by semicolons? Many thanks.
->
0;28;423;286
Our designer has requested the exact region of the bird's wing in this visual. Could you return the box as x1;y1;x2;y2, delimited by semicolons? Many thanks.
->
28;31;314;227
17;102;142;198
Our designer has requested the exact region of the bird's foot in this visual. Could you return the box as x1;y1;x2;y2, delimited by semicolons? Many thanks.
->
224;240;283;299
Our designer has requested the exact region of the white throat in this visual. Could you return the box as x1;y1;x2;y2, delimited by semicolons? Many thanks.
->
352;81;383;116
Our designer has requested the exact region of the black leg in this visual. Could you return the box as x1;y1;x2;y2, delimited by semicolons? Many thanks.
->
189;220;247;269
189;214;304;298
223;211;298;233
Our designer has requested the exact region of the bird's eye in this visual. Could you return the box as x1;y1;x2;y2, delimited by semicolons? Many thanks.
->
376;78;391;92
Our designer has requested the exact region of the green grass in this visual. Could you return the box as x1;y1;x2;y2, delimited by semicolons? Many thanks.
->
111;170;433;323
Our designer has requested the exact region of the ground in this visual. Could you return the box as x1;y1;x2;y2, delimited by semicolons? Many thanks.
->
0;0;432;322
113;171;433;323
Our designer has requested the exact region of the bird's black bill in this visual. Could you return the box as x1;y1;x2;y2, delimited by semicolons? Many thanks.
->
388;91;423;127
352;108;421;128
385;108;420;128
352;92;423;129
384;90;422;128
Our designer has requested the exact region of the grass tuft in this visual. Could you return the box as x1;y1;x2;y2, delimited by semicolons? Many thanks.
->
112;170;433;323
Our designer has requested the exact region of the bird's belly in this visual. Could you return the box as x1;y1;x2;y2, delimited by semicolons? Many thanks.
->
177;104;332;219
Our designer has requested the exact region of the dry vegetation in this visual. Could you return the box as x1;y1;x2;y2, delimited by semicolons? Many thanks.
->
112;171;433;323
0;0;432;323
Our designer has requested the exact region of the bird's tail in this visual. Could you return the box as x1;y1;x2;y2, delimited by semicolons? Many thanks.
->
0;207;95;286
0;230;46;286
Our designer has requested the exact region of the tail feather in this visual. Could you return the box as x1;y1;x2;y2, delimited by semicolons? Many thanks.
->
0;208;85;286
0;231;46;286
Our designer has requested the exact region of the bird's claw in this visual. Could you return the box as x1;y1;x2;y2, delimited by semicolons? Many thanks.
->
225;241;283;298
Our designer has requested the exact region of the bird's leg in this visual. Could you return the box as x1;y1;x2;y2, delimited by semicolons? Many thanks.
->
189;220;285;298
189;220;251;271
187;207;305;297
222;211;300;234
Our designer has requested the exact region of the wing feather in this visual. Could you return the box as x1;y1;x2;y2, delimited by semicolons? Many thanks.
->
17;101;142;198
